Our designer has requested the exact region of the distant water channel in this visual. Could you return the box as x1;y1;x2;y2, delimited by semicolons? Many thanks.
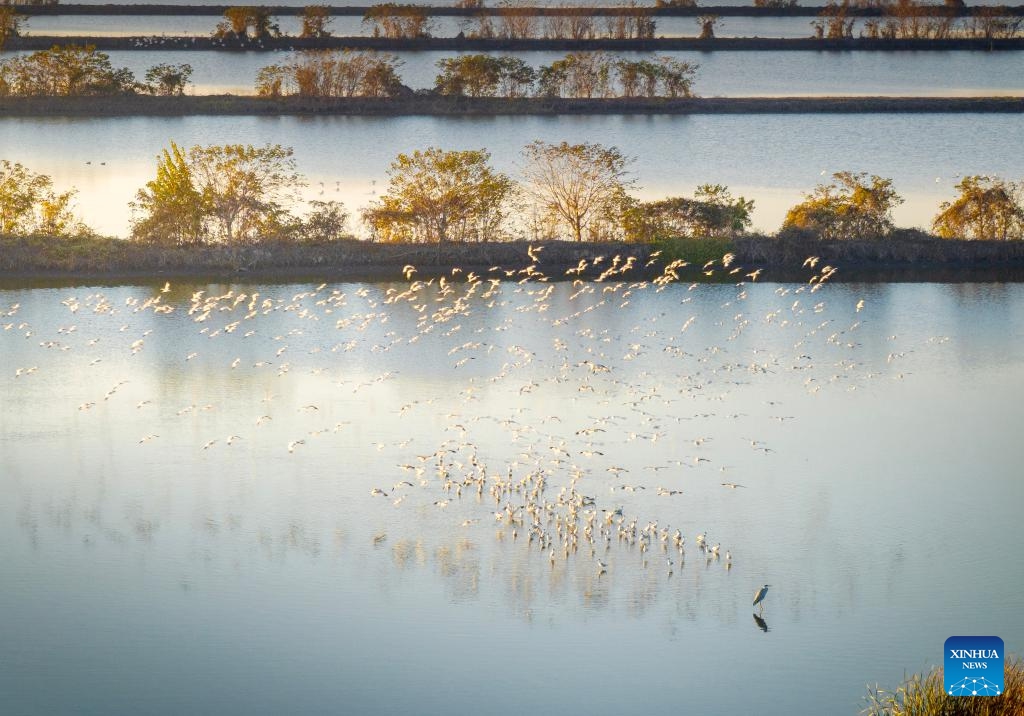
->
20;14;969;39
20;14;821;38
1;113;1021;236
2;278;1022;715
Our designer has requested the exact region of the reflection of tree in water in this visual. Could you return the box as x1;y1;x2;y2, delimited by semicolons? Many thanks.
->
503;563;539;619
390;538;427;571
256;520;322;559
434;539;480;602
623;568;666;618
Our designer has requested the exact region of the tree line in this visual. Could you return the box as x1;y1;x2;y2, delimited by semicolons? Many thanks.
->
3;145;1022;245
211;2;1023;41
0;43;698;99
813;0;1022;39
0;45;192;96
256;50;696;99
204;3;659;41
440;1;659;41
196;2;1024;42
4;2;1021;50
256;50;405;98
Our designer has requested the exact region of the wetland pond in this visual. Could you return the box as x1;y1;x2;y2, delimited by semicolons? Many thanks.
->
2;276;1023;714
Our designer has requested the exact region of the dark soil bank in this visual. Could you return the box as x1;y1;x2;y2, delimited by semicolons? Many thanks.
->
17;3;1024;17
3;236;1023;286
2;95;1022;117
7;35;1024;52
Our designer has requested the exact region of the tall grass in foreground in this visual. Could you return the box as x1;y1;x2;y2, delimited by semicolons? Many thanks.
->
863;656;1022;716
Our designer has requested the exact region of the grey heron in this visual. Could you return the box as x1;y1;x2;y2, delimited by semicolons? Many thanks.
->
753;584;771;613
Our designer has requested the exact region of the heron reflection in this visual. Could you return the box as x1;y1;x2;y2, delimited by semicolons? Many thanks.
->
753;613;769;633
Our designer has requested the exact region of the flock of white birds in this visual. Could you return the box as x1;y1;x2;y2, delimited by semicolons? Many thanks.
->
5;249;921;617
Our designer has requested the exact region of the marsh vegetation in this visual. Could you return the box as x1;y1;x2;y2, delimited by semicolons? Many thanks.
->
3;144;1022;265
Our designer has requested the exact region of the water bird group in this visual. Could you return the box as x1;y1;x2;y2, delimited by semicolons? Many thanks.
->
1;246;919;620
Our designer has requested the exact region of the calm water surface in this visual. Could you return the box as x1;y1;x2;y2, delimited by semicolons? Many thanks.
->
24;14;990;39
1;113;1020;236
2;276;1023;715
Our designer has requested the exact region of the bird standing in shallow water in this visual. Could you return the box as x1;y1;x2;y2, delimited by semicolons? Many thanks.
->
753;584;771;613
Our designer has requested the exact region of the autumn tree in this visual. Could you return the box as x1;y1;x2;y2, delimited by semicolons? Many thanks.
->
255;65;285;96
187;144;301;243
496;57;535;97
455;0;495;38
362;148;517;243
435;55;503;97
249;7;279;37
564;12;597;41
215;6;279;40
300;5;332;38
932;175;1024;241
495;0;537;39
0;6;21;51
965;7;1023;39
544;8;596;40
604;2;656;39
522;140;635;242
434;55;535;97
222;6;251;36
131;142;304;245
129;143;205;245
142;63;193;96
537;52;613;98
536;54;696;98
867;0;957;40
362;4;432;38
697;15;719;39
297;200;348;242
255;51;404;97
781;171;903;240
622;185;754;242
0;45;135;96
656;57;698;97
0;160;90;237
812;1;855;39
359;55;407;97
615;57;697;97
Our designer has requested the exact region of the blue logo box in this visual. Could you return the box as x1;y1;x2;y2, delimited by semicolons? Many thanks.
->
944;636;1004;696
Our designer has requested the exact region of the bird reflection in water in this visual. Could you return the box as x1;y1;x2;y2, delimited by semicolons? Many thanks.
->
752;613;769;633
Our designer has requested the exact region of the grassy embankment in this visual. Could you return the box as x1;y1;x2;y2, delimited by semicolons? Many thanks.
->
3;234;1023;284
864;656;1023;716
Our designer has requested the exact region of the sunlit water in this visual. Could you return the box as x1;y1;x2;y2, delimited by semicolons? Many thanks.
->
1;113;1021;236
22;14;1004;39
21;15;816;38
1;274;1023;715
